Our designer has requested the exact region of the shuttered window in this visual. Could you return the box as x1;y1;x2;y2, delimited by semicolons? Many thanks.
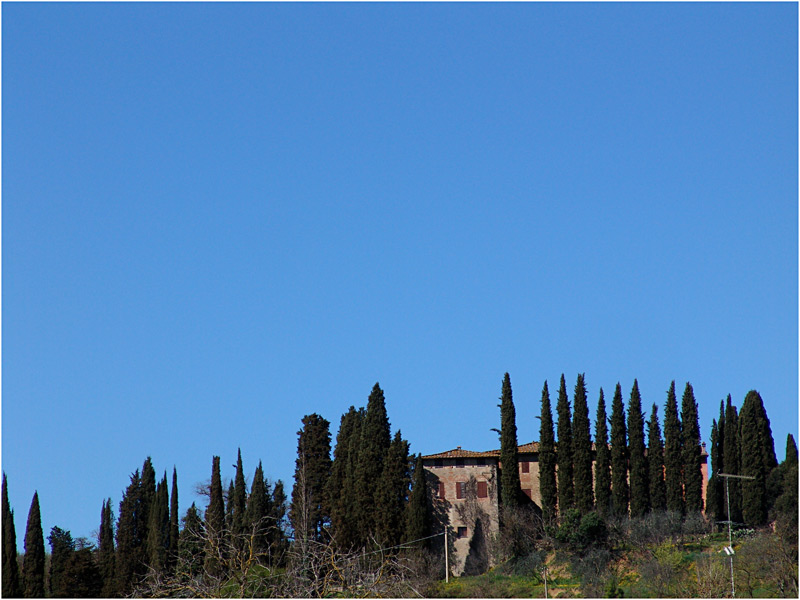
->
456;482;467;499
521;461;530;473
477;481;488;498
522;488;532;500
437;482;445;499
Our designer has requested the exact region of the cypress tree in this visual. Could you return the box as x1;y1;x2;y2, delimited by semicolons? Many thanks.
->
47;526;74;597
594;389;612;517
556;374;574;513
572;374;594;513
327;406;364;549
169;468;179;570
2;473;22;598
204;456;226;578
98;499;115;597
140;457;156;548
723;396;742;523
146;474;170;575
290;414;333;545
538;381;558;522
22;492;45;598
707;401;726;523
499;373;522;509
374;431;411;546
115;469;142;595
610;383;628;516
628;380;649;518
245;461;272;561
355;384;392;540
405;454;431;547
270;480;289;564
647;403;667;512
664;381;684;515
739;390;775;526
232;449;248;549
681;382;703;513
225;480;235;535
773;434;798;531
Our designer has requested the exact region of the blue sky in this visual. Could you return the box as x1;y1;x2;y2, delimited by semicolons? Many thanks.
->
3;2;797;544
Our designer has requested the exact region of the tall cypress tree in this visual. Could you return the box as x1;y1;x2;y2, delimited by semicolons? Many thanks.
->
245;461;272;561
47;526;74;597
594;389;612;517
98;499;116;597
290;414;333;545
405;454;431;547
146;474;170;575
140;457;156;549
628;380;649;518
739;390;775;526
169;468;179;570
538;381;558;522
2;473;22;598
355;384;392;541
23;492;45;598
327;406;363;549
707;401;726;523
499;373;522;509
647;403;667;512
610;383;628;516
556;374;574;513
232;449;248;548
225;481;235;535
572;374;594;513
205;456;226;578
681;382;703;513
664;381;684;515
115;469;142;595
374;431;411;546
723;396;742;523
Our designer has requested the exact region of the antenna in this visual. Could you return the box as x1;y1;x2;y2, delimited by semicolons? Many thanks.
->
717;473;755;598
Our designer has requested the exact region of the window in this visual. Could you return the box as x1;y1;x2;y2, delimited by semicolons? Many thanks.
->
476;458;486;466
521;461;530;474
456;482;467;499
455;457;465;468
436;482;446;499
434;459;444;468
456;527;468;539
477;481;488;498
522;488;532;500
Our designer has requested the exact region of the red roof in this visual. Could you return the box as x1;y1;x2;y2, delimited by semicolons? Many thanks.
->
423;440;708;460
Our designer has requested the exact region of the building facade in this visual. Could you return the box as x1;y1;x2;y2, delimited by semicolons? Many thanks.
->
422;441;708;575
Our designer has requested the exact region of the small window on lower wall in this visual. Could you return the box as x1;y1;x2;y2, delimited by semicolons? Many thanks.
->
477;481;488;498
456;527;468;539
522;488;532;500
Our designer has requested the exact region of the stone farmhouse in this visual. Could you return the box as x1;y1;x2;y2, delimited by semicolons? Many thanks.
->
422;441;708;575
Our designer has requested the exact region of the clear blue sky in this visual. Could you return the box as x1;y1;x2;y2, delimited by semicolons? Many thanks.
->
3;2;797;545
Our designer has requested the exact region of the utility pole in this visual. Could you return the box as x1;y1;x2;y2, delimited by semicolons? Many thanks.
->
444;529;449;584
718;473;755;598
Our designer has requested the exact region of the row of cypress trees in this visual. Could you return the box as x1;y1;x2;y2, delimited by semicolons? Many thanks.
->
499;373;709;521
289;383;431;553
2;453;290;598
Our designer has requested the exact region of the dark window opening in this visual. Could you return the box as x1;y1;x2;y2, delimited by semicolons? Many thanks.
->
456;527;468;539
477;458;486;466
522;488;532;500
434;459;444;468
521;461;530;473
